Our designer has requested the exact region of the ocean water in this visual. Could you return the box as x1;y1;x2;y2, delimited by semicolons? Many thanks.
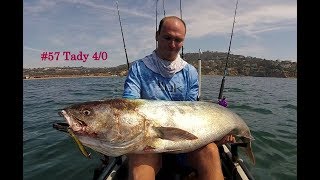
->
23;76;297;180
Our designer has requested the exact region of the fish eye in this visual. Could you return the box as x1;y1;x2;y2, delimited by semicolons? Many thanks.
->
83;110;91;116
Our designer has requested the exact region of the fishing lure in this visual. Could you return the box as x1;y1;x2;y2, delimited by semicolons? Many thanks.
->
67;128;91;158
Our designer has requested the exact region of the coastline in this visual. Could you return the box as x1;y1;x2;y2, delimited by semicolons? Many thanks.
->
23;75;121;80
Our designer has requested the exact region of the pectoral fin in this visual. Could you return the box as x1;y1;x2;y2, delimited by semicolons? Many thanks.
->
154;127;198;141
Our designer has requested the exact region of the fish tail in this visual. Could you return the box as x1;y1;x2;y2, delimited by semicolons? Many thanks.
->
245;140;255;165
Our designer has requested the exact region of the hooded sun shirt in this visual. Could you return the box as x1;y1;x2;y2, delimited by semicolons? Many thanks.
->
143;51;188;78
122;51;199;101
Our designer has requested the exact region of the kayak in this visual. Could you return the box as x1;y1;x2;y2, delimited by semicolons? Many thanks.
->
91;143;255;180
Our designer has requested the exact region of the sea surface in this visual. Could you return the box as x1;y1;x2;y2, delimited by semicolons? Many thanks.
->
23;76;297;180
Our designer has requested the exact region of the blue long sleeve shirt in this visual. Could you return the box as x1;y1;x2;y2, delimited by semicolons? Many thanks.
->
123;59;199;101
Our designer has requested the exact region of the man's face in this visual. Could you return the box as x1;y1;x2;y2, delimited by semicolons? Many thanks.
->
156;19;186;61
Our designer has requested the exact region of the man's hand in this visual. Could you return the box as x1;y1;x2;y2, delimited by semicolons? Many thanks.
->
214;134;236;146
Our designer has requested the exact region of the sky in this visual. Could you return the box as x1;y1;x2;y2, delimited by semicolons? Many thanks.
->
23;0;297;68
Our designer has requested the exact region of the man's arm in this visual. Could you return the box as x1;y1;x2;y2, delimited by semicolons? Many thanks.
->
123;62;141;99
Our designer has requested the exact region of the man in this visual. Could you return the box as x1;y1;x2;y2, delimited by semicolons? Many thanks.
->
123;16;232;180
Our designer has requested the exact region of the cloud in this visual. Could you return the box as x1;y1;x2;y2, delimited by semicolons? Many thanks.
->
24;46;45;52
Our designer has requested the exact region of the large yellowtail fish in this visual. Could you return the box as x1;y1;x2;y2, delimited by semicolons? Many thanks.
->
60;98;255;164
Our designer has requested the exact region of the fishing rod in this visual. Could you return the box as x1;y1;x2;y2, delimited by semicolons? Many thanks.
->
198;49;202;100
155;0;166;49
163;0;166;17
116;1;130;71
180;0;184;58
156;0;159;49
217;0;239;100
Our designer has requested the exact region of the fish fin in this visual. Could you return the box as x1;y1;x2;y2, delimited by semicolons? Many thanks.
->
240;136;255;165
246;140;255;165
153;127;198;141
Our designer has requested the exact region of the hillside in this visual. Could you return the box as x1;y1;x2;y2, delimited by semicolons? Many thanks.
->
23;51;296;79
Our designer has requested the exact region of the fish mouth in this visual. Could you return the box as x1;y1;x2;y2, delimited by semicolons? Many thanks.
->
60;110;88;133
